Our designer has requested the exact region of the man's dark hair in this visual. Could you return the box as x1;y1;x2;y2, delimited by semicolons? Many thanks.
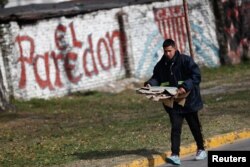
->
162;39;175;48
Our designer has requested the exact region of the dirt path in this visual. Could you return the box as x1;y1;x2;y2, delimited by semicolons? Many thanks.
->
95;78;250;95
201;81;250;95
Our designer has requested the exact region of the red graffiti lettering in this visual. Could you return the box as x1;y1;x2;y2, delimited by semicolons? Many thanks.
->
153;6;187;52
51;51;64;88
83;35;99;77
15;35;35;89
69;22;82;48
33;53;54;90
64;52;82;83
106;30;124;67
97;38;111;71
55;24;67;50
16;22;124;90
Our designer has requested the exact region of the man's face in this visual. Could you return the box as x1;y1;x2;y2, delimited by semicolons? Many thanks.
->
164;45;176;60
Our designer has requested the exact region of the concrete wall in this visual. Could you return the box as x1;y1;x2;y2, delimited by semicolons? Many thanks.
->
189;0;220;67
2;9;126;99
0;0;220;100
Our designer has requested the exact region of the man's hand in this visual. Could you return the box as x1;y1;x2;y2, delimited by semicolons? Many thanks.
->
177;87;186;95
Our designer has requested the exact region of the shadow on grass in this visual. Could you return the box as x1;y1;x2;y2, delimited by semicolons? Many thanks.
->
73;148;165;161
0;112;20;122
0;111;54;123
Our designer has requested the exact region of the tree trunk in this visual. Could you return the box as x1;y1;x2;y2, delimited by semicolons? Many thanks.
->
0;67;11;112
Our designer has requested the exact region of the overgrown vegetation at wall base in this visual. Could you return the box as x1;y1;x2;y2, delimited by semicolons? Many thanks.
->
0;62;250;167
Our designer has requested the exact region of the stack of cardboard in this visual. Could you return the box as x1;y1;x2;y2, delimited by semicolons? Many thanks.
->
136;86;189;108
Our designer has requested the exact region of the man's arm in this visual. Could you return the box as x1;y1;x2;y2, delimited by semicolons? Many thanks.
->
179;56;201;92
144;64;161;87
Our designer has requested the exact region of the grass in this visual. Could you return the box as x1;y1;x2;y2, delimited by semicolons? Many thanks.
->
200;62;250;88
0;62;250;167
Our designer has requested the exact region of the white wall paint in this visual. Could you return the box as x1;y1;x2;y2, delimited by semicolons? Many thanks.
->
1;0;220;99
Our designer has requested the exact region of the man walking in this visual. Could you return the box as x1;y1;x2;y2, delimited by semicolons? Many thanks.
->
144;39;207;165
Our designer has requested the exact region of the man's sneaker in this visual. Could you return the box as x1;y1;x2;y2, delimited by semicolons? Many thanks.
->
166;155;181;165
195;150;207;160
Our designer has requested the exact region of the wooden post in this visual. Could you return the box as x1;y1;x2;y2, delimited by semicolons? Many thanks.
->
183;0;194;59
0;69;11;112
0;25;13;112
117;12;131;78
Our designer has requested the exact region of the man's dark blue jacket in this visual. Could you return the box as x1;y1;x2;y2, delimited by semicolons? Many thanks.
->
145;50;203;113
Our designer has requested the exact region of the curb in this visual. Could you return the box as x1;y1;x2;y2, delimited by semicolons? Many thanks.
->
114;129;250;167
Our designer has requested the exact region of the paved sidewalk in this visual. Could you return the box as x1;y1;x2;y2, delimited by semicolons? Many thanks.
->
158;138;250;167
114;129;250;167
